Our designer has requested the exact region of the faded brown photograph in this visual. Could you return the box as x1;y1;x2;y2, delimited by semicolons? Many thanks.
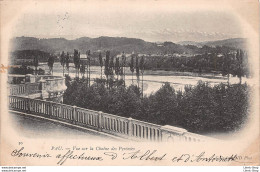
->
0;0;259;166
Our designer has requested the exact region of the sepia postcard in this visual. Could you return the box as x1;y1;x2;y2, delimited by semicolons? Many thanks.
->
0;0;259;166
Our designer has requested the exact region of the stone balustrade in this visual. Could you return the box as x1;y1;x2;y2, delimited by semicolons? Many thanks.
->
9;84;26;96
9;83;41;96
9;95;215;142
8;75;66;102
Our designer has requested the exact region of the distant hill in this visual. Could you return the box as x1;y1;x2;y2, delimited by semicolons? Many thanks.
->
203;38;247;49
10;36;154;54
178;38;247;50
10;36;247;56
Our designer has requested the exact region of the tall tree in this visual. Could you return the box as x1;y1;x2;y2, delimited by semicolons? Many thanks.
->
99;52;103;79
130;54;135;84
115;57;120;82
73;49;80;78
86;50;91;87
222;53;232;85
47;55;54;75
104;51;110;88
121;51;126;86
236;49;244;84
80;62;85;78
33;56;39;75
65;52;70;76
60;51;66;76
135;55;140;89
140;55;145;97
108;55;114;88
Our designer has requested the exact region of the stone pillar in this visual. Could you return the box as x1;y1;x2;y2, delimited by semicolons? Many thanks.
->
39;80;46;90
25;74;36;83
160;125;187;142
128;118;133;137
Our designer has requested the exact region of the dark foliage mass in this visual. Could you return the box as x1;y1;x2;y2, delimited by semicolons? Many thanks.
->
8;65;45;75
143;50;250;77
10;50;58;65
64;76;250;134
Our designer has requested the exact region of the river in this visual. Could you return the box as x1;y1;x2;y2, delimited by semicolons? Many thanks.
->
37;62;251;95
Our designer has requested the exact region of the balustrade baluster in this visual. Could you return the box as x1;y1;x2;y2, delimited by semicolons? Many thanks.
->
104;117;106;129
145;127;148;139
20;99;22;110
109;118;112;130
141;126;144;139
85;113;88;124
107;118;109;130
81;112;83;123
65;108;67;119
114;119;116;131
116;120;119;132
63;106;68;119
139;126;141;138
155;129;158;141
111;119;114;131
17;98;20;109
95;115;97;127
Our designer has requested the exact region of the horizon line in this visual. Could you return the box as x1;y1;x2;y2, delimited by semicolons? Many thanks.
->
12;35;247;44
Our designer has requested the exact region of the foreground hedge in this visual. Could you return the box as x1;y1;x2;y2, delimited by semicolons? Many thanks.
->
64;77;250;134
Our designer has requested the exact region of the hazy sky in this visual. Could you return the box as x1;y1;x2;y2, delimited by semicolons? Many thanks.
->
12;2;243;43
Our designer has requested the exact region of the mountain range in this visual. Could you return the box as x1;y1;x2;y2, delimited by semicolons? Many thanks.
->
177;38;247;49
10;36;247;55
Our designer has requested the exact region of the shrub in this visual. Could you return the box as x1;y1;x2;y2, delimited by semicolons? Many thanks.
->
63;78;250;134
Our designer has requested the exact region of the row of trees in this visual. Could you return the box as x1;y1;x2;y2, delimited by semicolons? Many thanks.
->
144;49;249;84
57;50;147;96
55;48;249;87
64;77;250;134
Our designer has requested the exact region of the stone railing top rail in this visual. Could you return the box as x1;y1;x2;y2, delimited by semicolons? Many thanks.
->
9;82;40;89
8;83;26;87
131;118;162;128
102;112;131;121
161;125;187;134
101;112;161;128
8;74;27;78
76;106;101;113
